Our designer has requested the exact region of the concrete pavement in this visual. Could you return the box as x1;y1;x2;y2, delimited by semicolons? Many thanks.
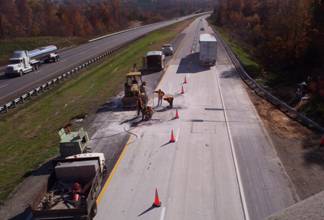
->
93;16;297;220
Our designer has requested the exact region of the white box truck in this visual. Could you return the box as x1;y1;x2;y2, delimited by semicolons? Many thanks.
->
199;33;217;66
5;45;59;77
143;51;165;71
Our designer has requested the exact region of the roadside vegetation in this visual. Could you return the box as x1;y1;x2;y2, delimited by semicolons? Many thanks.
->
0;18;193;204
209;0;324;127
215;27;261;78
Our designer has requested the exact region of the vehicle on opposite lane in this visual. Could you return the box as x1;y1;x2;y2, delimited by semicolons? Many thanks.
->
5;45;59;77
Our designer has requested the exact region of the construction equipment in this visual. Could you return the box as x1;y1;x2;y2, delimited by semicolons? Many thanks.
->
30;153;106;220
122;72;148;108
58;126;91;157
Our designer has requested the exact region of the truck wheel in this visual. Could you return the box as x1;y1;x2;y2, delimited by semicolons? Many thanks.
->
90;203;97;218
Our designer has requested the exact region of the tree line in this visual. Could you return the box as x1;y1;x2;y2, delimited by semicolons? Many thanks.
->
211;0;324;81
0;0;201;38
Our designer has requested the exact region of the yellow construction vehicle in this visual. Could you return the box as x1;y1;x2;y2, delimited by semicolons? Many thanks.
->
122;72;148;108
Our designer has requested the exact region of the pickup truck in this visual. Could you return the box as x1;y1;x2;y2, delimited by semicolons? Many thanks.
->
30;153;106;220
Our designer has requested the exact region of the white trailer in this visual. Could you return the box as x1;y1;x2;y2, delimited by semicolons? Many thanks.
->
5;45;59;77
143;51;165;71
199;34;217;66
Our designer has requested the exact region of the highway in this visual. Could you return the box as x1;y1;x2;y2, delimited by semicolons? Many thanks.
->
0;13;202;106
92;16;297;220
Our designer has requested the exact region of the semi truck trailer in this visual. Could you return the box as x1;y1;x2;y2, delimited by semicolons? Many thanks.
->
30;153;106;220
143;51;165;72
199;34;217;66
5;45;59;77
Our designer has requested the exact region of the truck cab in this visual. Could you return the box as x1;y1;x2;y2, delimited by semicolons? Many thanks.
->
5;51;37;77
5;45;58;77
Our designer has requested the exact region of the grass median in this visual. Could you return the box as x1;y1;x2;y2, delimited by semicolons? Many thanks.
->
210;24;262;78
0;18;193;204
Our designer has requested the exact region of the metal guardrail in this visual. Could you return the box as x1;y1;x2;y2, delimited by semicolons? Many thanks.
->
0;14;208;116
211;27;324;133
0;34;148;115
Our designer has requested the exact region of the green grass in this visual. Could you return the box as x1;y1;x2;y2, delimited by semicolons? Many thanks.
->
0;37;86;66
214;26;262;78
0;19;192;204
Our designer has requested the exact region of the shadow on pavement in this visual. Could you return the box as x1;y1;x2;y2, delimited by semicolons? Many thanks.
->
0;74;9;81
219;67;240;79
96;98;127;113
160;141;173;148
176;53;210;74
8;207;31;220
138;205;158;217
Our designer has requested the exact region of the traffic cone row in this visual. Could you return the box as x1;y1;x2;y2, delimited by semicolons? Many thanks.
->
149;77;186;208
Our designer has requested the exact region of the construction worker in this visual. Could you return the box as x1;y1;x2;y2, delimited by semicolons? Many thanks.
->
140;81;147;94
154;89;165;106
141;105;154;121
163;96;174;108
132;63;137;72
136;95;144;116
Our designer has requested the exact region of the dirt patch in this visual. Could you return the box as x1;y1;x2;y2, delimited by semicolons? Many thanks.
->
247;88;324;200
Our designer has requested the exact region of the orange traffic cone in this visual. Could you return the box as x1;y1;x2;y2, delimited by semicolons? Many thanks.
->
170;129;176;143
181;85;184;94
153;188;161;207
175;109;179;119
184;76;187;84
320;135;324;147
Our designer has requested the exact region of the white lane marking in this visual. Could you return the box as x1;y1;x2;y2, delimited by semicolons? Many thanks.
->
176;128;180;142
214;66;250;220
0;84;8;89
160;207;166;220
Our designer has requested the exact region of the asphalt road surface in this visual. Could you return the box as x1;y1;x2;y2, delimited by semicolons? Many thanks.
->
0;13;202;106
93;16;297;220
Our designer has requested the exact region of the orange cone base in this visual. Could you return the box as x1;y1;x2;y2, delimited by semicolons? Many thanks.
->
153;189;161;207
175;109;179;119
181;86;184;94
184;76;187;84
153;201;161;207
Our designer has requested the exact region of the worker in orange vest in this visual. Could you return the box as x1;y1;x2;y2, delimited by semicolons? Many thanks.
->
163;96;174;108
154;89;165;106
